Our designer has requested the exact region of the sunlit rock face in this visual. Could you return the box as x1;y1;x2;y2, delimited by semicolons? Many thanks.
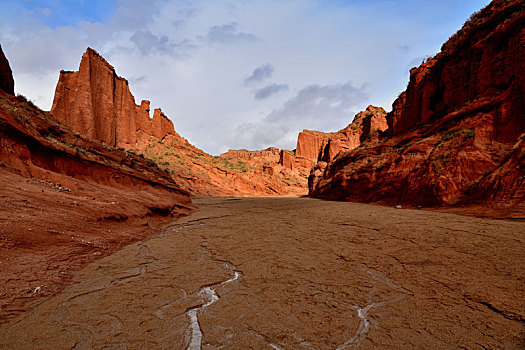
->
281;105;388;171
51;48;175;149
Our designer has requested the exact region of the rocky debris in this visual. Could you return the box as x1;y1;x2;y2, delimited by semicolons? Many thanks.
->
0;44;14;95
51;48;175;149
310;0;525;216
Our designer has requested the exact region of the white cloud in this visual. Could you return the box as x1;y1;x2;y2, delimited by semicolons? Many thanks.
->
0;0;491;154
235;81;368;150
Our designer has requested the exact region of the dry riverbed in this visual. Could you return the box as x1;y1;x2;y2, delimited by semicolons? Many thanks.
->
1;197;524;349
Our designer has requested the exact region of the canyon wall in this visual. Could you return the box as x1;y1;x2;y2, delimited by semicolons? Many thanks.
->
50;48;307;196
0;45;14;95
387;0;524;140
281;105;387;170
51;48;175;149
310;0;525;217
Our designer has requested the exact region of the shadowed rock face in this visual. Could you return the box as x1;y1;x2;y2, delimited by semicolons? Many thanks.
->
51;48;175;148
310;0;525;216
387;0;525;140
0;45;14;95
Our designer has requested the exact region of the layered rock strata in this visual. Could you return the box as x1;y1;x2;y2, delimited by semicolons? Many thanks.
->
280;106;387;170
310;0;525;217
51;48;307;196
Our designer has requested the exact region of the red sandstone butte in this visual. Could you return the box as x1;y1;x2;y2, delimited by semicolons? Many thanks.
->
310;0;525;218
51;48;175;149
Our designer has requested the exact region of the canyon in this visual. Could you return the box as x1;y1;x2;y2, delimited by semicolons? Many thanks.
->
50;48;307;197
49;48;392;198
0;0;524;348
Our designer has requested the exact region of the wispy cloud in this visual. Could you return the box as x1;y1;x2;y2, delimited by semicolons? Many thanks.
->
202;23;261;45
244;63;274;85
253;83;289;100
236;81;368;150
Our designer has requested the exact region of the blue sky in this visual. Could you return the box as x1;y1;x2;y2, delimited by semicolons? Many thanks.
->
0;0;116;27
0;0;490;154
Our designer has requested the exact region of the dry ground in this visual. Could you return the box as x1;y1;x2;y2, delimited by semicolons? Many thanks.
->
1;197;524;349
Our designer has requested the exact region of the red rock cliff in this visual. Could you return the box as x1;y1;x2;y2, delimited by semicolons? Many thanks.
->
387;0;524;141
282;105;387;170
310;0;525;217
51;48;175;148
0;45;14;95
51;48;306;197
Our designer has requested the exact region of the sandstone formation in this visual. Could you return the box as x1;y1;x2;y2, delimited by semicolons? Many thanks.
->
311;0;525;217
0;88;192;217
0;52;194;322
51;48;175;149
221;147;280;165
0;44;14;95
281;105;387;171
51;48;307;197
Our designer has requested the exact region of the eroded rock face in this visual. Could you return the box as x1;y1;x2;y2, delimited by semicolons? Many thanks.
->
296;131;327;162
221;147;280;163
281;105;387;170
51;48;175;148
387;0;524;140
310;0;525;216
50;48;308;197
0;45;14;95
0;85;194;323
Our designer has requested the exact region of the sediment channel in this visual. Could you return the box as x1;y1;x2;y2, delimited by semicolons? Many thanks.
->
1;197;524;349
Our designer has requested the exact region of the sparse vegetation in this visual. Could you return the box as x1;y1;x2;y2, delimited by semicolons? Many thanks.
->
209;156;252;173
440;129;474;142
15;94;37;110
367;130;379;139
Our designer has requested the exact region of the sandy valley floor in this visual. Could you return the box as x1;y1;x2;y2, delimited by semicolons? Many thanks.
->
1;197;524;349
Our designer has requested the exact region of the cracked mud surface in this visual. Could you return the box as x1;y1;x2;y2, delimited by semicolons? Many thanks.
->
1;197;524;349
